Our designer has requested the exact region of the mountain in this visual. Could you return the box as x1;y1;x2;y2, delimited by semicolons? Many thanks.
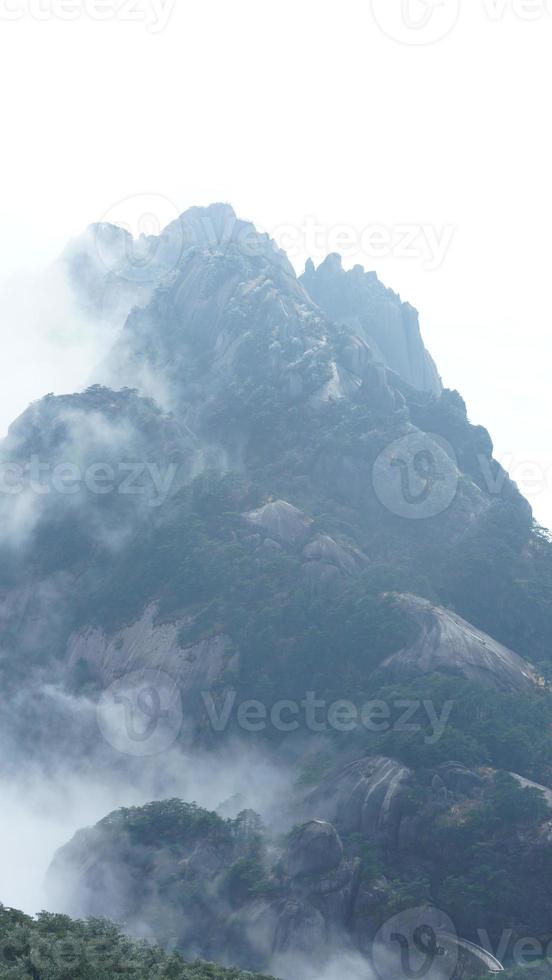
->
48;796;511;978
3;203;552;978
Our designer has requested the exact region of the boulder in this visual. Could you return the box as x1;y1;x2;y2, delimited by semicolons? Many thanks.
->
282;821;343;879
302;533;365;575
436;761;485;795
305;756;413;842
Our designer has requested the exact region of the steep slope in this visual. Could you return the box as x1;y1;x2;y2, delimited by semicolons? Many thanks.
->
1;204;551;764
301;252;442;395
3;201;552;978
0;904;277;980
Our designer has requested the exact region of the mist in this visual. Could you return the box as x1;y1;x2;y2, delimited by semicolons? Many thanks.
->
272;952;377;980
0;260;127;438
0;689;293;919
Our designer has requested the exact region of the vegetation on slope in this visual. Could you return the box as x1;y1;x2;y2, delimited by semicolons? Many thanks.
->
0;905;277;980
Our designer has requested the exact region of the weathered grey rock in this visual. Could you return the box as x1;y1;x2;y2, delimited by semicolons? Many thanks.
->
351;876;394;954
380;594;536;692
302;533;365;575
301;253;442;395
185;838;232;879
282;821;344;879
272;898;327;957
436;762;485;795
98;208;331;418
301;560;342;592
339;334;373;376
509;772;552;809
228;897;282;967
305;756;413;841
67;603;239;730
258;536;283;557
310;359;362;404
234;859;360;970
244;500;313;546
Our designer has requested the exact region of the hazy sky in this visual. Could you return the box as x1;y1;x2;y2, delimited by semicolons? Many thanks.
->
1;0;551;526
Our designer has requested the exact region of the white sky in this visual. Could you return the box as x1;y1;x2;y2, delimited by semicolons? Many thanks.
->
0;0;551;527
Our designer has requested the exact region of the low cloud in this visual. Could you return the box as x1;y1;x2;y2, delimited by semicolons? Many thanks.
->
0;679;293;918
0;261;128;439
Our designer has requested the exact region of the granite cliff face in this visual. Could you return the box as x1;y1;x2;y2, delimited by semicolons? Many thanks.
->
301;252;442;396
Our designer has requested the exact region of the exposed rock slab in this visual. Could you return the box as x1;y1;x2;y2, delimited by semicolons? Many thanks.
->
244;500;313;545
67;603;238;728
305;756;413;841
380;593;536;692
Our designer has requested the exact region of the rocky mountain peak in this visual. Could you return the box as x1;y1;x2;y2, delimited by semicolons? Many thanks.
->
162;202;293;274
301;252;442;395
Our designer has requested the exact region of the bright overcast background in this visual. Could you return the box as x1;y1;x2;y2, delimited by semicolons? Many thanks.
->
0;0;551;527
